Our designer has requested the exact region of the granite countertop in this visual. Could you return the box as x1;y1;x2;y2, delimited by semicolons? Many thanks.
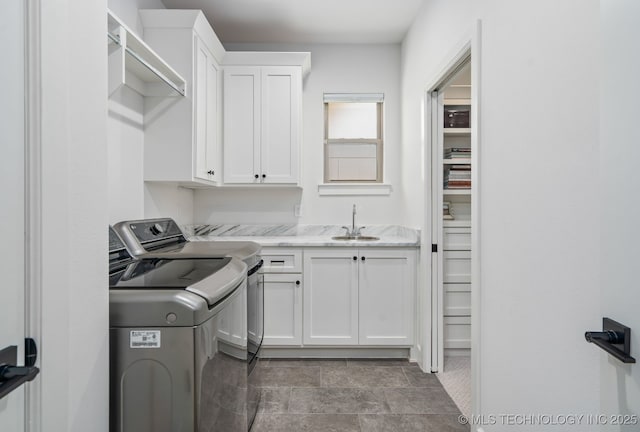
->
183;224;420;248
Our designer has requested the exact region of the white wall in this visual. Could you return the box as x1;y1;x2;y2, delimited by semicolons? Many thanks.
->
108;0;166;35
403;0;601;429
40;0;109;430
400;0;473;228
600;0;640;423
194;43;404;226
107;0;195;226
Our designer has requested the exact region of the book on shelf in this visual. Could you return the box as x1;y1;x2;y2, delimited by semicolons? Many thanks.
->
444;148;471;156
443;201;454;220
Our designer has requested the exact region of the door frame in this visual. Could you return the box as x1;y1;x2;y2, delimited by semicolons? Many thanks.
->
421;20;482;419
24;1;43;430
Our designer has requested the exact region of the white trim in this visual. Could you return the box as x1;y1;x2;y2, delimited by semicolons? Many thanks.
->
317;183;392;196
261;347;410;358
470;19;482;421
423;39;472;374
25;1;42;431
420;18;482;419
323;93;384;103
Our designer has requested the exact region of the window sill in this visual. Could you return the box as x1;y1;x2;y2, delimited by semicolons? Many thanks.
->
317;183;393;196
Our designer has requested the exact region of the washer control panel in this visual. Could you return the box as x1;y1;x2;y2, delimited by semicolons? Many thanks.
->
128;219;184;243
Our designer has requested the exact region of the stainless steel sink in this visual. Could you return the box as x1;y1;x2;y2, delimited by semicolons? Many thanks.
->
331;235;380;241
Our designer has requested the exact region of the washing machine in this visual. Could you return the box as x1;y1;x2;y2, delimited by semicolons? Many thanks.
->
109;227;250;432
113;219;264;429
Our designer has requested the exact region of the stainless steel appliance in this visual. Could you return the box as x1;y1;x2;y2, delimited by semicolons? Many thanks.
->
109;228;251;432
113;218;264;428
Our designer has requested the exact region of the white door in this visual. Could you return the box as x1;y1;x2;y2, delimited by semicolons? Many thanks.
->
194;36;218;182
223;67;261;184
599;0;640;426
303;249;359;345
359;250;415;346
0;0;26;429
263;274;302;346
260;67;301;184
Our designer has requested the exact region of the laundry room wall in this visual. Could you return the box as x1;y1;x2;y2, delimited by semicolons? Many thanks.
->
194;43;405;227
402;0;601;429
107;0;195;226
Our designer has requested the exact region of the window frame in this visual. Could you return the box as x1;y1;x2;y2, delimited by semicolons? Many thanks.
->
323;95;384;183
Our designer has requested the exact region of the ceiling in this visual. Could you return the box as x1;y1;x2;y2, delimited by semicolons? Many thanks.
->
161;0;425;44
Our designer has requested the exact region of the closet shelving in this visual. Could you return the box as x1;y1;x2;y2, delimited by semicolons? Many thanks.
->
442;100;471;226
107;9;186;97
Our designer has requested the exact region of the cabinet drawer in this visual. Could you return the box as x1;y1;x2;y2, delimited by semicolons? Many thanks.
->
443;227;471;250
444;316;471;349
261;248;302;273
443;251;471;283
444;283;471;316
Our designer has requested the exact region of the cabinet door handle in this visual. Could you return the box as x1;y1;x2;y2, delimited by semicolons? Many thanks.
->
353;256;357;261
207;170;214;175
262;174;266;178
295;280;300;286
361;256;366;261
254;174;259;179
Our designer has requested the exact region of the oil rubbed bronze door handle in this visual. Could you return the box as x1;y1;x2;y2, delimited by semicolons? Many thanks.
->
585;318;636;364
0;343;40;400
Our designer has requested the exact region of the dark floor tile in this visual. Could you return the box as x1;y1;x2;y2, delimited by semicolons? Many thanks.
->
265;358;348;368
347;358;411;367
322;366;409;388
384;388;460;414
254;367;321;388
358;414;470;432
258;388;291;413
423;414;471;432
289;387;390;414
402;367;441;387
251;413;360;432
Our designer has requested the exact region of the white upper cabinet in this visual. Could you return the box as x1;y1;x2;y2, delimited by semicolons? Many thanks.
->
223;67;262;184
223;53;309;185
139;10;224;187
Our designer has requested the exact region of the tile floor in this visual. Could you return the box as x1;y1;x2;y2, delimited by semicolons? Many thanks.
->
251;359;470;432
436;356;471;419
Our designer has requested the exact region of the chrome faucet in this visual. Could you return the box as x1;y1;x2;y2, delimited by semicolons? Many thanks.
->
342;204;365;237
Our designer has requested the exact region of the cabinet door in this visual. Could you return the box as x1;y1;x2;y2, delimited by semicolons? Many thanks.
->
263;273;302;346
358;249;416;346
223;67;261;183
260;67;301;184
194;36;218;182
217;281;247;348
303;249;358;345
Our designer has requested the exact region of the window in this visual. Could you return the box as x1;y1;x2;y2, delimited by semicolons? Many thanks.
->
324;93;383;183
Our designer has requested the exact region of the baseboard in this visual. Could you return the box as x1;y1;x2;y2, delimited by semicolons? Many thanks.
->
444;348;471;357
260;347;411;359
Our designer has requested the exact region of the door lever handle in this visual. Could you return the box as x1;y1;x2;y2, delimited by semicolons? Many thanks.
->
585;318;636;364
0;343;40;400
0;365;34;381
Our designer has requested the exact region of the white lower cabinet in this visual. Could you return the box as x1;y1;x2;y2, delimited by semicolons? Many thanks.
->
263;273;302;346
303;249;359;345
358;250;416;345
303;248;416;347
